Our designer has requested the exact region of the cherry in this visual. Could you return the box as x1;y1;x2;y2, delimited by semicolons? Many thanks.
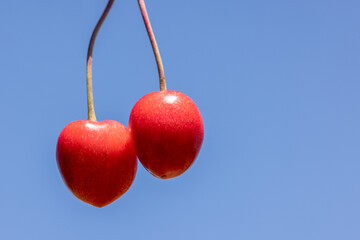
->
56;0;137;207
57;120;137;207
130;1;204;179
129;91;204;179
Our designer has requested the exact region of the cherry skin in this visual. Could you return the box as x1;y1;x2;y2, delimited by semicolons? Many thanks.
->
56;120;137;207
129;90;204;179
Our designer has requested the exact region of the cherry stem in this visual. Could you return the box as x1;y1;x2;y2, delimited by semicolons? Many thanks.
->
138;0;167;91
87;0;115;122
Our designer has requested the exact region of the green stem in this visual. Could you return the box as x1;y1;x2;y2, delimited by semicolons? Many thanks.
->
138;0;167;91
87;0;115;121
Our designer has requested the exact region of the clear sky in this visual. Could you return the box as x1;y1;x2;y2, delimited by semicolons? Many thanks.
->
0;0;359;239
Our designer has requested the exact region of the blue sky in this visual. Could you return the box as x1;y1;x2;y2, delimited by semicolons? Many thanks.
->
0;0;359;239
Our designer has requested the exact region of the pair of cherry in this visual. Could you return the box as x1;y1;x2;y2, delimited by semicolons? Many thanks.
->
56;0;204;207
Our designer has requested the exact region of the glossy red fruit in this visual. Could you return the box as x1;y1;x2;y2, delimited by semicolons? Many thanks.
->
129;90;204;179
56;120;137;207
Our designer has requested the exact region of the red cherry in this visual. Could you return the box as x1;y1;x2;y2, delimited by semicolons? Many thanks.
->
129;90;204;179
56;120;137;207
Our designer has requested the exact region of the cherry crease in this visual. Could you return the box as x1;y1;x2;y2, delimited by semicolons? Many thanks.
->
56;120;137;207
129;90;204;179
